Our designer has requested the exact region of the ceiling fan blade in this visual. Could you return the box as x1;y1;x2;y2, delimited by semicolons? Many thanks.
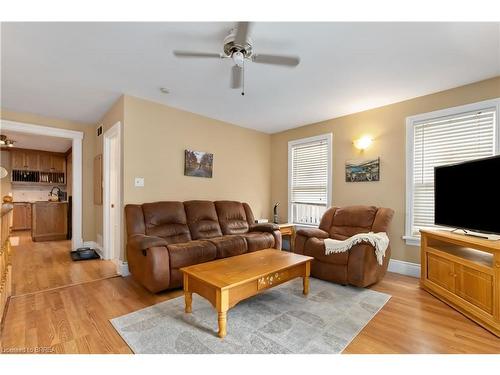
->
234;22;250;46
252;54;300;67
173;51;222;58
230;65;243;89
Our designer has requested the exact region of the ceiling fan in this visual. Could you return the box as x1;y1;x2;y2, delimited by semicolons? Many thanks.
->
0;135;15;148
173;22;300;95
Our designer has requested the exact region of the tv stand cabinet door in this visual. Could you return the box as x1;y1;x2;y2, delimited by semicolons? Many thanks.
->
455;264;494;315
426;253;456;293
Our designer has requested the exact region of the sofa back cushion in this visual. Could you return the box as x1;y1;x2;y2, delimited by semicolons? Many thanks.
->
329;205;378;240
215;201;250;235
142;202;192;244
184;200;223;239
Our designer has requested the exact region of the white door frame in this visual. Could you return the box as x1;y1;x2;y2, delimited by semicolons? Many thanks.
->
102;121;122;266
1;119;84;249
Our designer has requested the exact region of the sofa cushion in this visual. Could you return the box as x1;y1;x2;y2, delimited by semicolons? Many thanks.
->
167;240;217;269
142;202;191;244
215;201;250;235
303;237;348;265
207;236;247;258
329;205;377;240
184;200;223;240
241;232;275;252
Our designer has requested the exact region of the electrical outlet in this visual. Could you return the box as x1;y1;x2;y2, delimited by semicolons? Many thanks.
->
134;177;144;187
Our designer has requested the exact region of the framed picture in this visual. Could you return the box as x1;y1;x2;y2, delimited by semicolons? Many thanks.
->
184;149;213;178
345;158;380;182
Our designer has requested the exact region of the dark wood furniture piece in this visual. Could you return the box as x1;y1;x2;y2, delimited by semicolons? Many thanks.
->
420;229;500;337
31;202;68;242
278;223;296;252
181;249;312;338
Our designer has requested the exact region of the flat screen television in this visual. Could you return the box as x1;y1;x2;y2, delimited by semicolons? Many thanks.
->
434;155;500;235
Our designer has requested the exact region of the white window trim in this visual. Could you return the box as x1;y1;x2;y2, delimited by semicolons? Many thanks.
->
288;133;333;226
405;98;500;246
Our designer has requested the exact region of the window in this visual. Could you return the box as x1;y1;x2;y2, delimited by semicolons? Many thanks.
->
288;133;332;226
405;99;500;245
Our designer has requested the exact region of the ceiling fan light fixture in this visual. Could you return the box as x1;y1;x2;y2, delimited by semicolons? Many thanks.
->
0;135;15;147
232;51;245;67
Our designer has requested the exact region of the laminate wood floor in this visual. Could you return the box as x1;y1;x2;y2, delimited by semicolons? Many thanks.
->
1;236;499;353
10;231;118;296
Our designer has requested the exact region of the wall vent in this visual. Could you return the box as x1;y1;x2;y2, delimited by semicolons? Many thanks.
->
97;125;103;136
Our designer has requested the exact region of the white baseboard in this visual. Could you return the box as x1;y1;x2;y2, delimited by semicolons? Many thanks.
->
388;259;421;278
115;260;130;276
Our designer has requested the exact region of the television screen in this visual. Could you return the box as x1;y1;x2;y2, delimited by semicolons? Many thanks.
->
434;155;500;234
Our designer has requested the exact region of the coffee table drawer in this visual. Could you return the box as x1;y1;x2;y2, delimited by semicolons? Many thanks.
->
257;265;304;291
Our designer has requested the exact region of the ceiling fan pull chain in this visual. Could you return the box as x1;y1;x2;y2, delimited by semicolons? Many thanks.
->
241;60;245;96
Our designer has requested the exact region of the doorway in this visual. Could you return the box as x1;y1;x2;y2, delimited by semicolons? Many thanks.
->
103;121;123;274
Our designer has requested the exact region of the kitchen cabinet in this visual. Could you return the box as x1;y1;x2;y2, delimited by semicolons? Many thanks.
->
11;150;39;170
10;149;67;186
12;202;32;231
31;202;68;242
39;153;65;172
39;153;52;171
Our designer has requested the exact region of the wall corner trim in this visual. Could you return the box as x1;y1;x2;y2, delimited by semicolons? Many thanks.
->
388;259;421;278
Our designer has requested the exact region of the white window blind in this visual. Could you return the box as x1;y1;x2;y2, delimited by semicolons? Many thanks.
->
289;135;331;225
411;108;496;235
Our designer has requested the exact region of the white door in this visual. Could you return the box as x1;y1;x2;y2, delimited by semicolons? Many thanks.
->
103;122;122;271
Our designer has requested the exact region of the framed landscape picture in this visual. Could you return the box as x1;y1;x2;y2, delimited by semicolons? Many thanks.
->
345;158;380;182
184;149;213;178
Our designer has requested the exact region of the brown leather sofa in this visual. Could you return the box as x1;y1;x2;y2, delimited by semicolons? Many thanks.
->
294;205;394;287
125;200;281;293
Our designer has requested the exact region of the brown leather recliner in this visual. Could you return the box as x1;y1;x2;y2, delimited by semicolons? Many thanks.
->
125;200;282;293
294;205;394;287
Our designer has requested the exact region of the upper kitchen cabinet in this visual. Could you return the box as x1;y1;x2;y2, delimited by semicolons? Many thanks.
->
10;149;67;185
39;153;65;172
51;155;66;173
11;150;39;170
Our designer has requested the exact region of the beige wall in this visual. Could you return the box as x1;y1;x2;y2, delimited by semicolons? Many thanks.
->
0;109;96;241
122;95;272;219
271;76;500;264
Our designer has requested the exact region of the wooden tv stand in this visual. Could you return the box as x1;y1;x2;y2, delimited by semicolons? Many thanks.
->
420;229;500;337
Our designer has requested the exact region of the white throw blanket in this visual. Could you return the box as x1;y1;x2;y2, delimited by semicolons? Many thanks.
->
324;232;389;265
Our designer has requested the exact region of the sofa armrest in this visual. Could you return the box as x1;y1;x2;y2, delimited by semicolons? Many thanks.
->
249;223;279;233
296;228;329;239
128;234;168;251
347;243;391;287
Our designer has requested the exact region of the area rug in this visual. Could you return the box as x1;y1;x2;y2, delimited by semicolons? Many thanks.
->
111;277;390;354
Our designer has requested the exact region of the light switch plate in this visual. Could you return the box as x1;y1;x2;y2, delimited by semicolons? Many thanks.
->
134;177;144;187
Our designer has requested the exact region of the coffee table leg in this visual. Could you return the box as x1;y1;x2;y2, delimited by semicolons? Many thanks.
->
303;261;311;295
303;276;309;295
185;292;193;313
183;273;192;313
218;311;227;338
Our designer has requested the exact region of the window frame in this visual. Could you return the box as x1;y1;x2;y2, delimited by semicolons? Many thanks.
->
288;133;333;227
405;98;500;246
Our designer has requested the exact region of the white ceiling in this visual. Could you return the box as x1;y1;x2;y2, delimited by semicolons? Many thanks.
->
1;22;499;134
0;130;72;152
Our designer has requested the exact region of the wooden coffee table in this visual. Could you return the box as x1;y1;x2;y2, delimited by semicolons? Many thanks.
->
180;249;313;338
